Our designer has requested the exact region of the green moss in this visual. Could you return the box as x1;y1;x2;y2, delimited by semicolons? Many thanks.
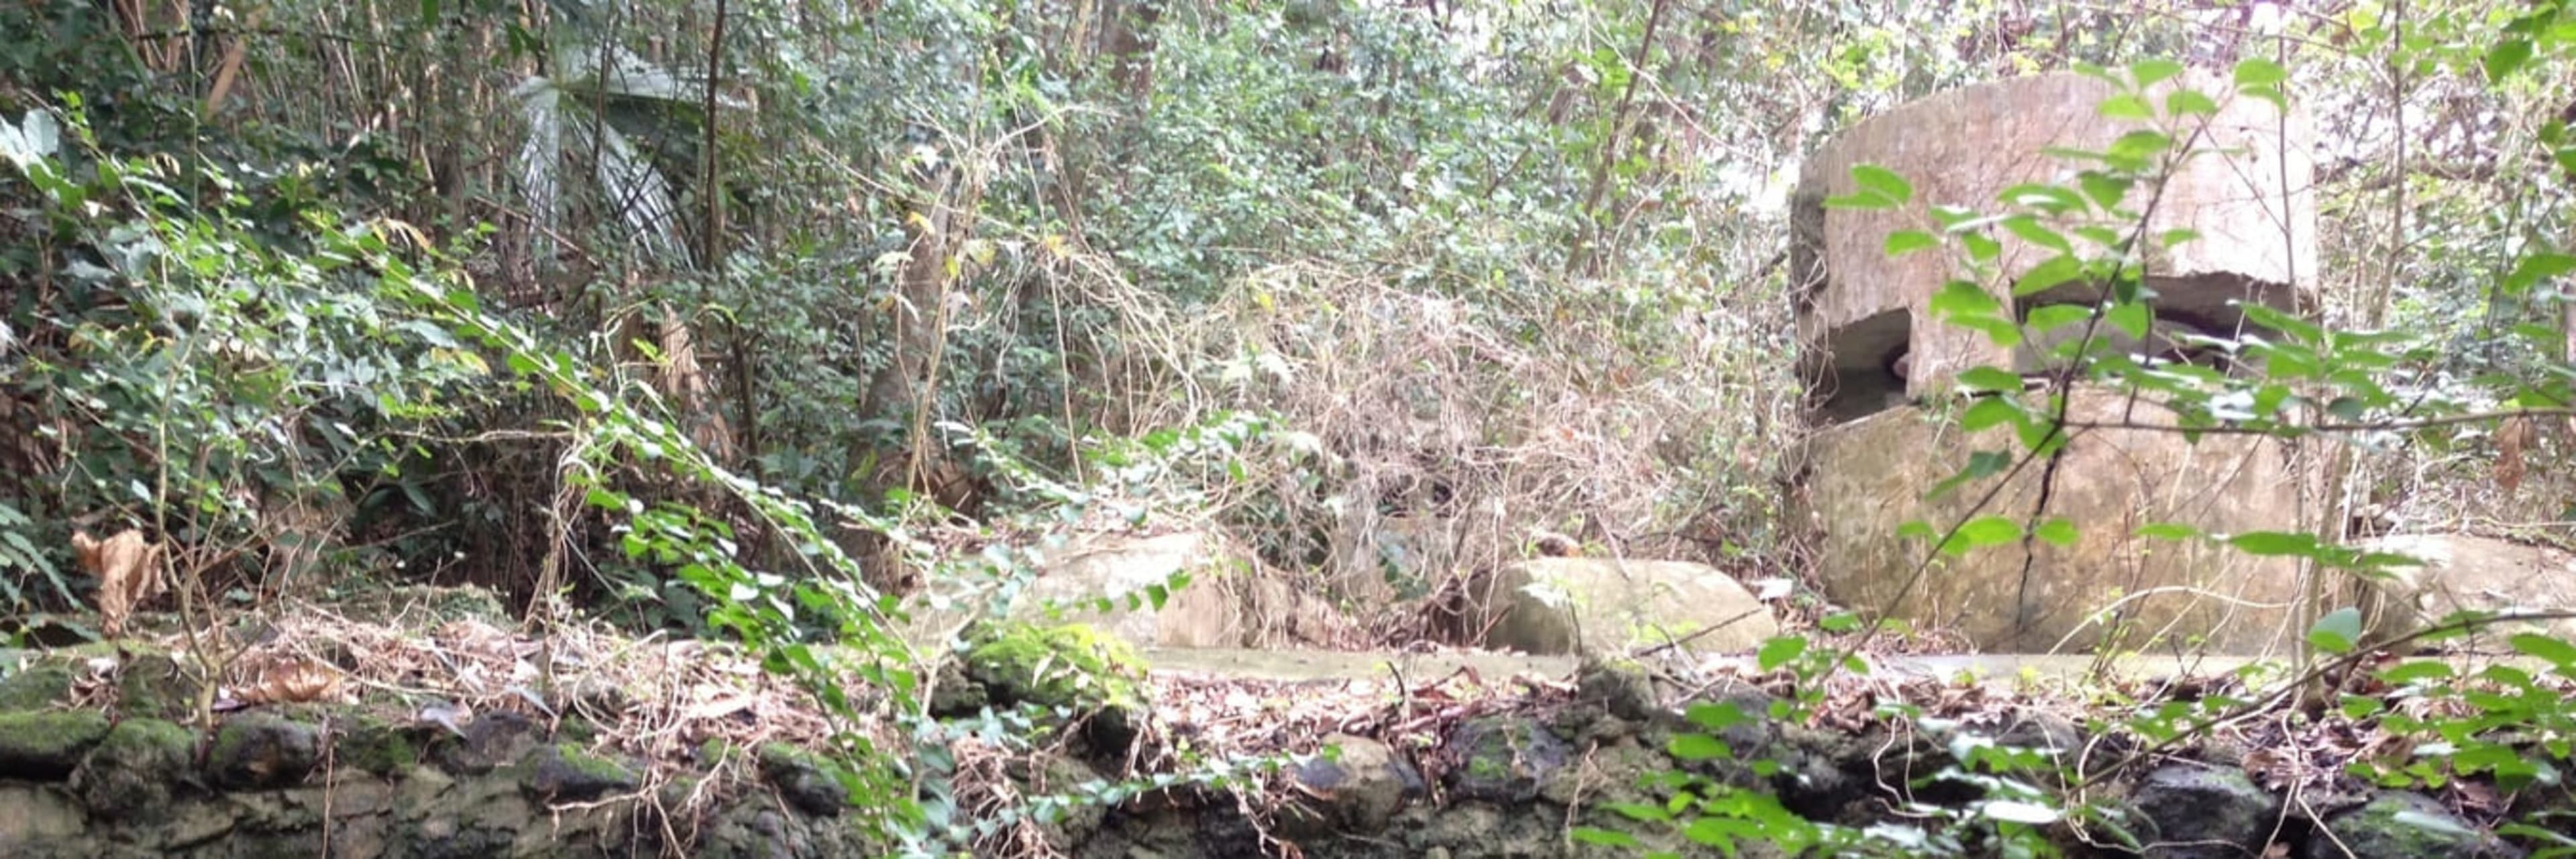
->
758;741;824;771
0;662;76;711
963;621;1146;712
550;742;631;781
115;652;201;720
78;718;196;814
339;716;420;775
0;710;113;776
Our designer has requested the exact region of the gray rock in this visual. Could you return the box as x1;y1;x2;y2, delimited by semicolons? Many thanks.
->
757;743;844;817
434;711;538;775
1287;734;1422;834
2129;764;2282;858
2304;791;2523;859
1443;716;1568;803
517;743;637;803
206;714;320;790
1994;709;2082;758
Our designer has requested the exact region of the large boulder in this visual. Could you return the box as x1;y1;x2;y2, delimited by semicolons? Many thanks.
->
2358;534;2576;644
1459;558;1780;655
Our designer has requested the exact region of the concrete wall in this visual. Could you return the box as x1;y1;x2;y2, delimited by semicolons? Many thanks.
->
1789;72;2319;652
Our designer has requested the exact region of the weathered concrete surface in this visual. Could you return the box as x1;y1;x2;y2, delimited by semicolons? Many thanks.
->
2359;533;2576;644
1799;388;2306;654
1453;558;1781;656
1792;70;2318;399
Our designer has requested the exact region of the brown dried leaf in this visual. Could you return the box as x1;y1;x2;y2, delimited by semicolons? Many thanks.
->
73;529;166;638
2498;415;2534;495
234;656;344;705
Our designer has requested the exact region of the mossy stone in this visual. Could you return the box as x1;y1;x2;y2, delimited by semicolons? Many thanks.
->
0;662;76;711
72;717;197;816
2310;791;2518;859
339;715;421;776
114;652;201;720
963;621;1149;751
518;742;636;803
206;713;321;789
0;709;113;779
758;742;846;817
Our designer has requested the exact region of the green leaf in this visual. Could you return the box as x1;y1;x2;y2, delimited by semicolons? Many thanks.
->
1930;280;2004;320
1960;232;2002;263
2035;517;2078;547
2166;89;2220;117
2026;303;2094;333
1884;230;1939;257
2002;215;2072;253
2012;255;2086;296
2077;172;2133;209
1850;164;1914;205
2135;522;2200;541
1758;636;1808;672
1941;515;2023;556
2107;130;2176;168
2510;633;2576;667
2503;253;2576;297
2233;58;2288;87
2229;531;2319;556
2130;58;2186;89
1668;733;1733;761
1958;366;2025;393
2107;302;2151;340
2487;39;2536;82
2309;607;2363;654
1686;701;1750;732
1570;828;1642;848
1961;396;2021;432
2098;93;2154;121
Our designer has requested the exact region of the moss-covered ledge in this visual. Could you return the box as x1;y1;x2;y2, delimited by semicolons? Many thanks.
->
0;693;874;858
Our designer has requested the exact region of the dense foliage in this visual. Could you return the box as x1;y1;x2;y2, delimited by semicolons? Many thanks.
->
14;0;2576;855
